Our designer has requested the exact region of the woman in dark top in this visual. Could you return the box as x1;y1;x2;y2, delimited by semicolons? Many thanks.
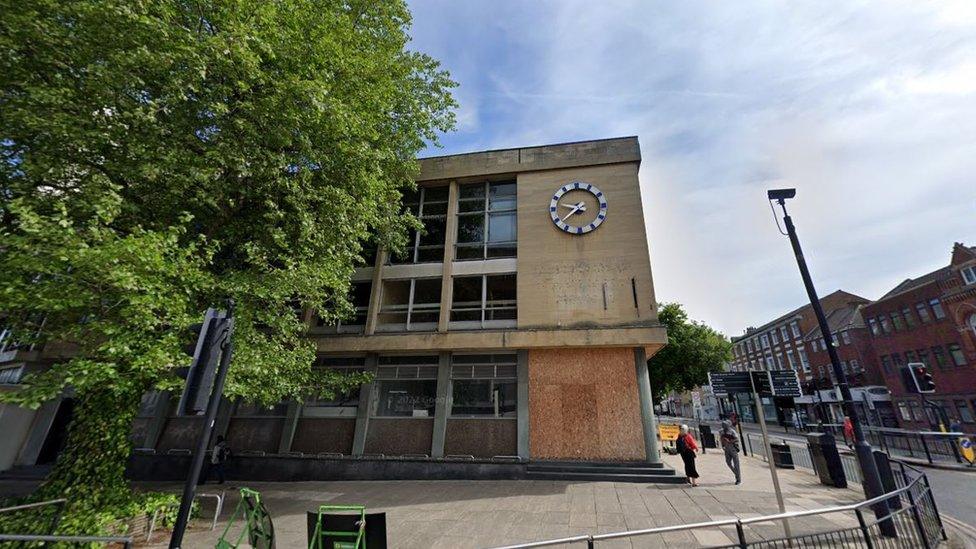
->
676;424;700;486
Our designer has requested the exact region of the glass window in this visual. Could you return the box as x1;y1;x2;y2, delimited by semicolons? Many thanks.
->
949;343;967;366
786;350;796;370
761;335;769;349
390;186;449;264
450;273;517;329
891;353;904;368
890;312;904;332
898;402;911;422
902;307;916;329
790;321;801;338
746;340;753;353
798;348;810;372
916;302;931;323
304;357;366;416
962;266;976;285
956;400;974;423
316;281;372;333
377;278;441;331
841;330;851;345
770;330;779;345
765;356;774;369
775;353;784;370
456;181;517;260
450;354;517;417
905;350;917;364
780;326;789;342
881;355;892;375
916;348;930;367
850;359;861;372
868;318;880;336
880;316;892;334
372;356;439;417
932;346;948;369
930;299;946;320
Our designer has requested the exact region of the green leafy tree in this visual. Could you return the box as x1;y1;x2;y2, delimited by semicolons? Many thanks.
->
0;0;455;534
647;303;732;400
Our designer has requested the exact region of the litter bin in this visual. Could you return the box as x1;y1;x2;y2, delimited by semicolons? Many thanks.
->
699;424;716;449
771;442;794;469
807;432;847;488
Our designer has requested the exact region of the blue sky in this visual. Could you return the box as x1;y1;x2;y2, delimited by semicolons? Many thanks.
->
407;1;976;335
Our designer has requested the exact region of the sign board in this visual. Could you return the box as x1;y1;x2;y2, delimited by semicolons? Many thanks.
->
658;423;681;441
769;370;802;397
709;370;801;397
708;372;753;396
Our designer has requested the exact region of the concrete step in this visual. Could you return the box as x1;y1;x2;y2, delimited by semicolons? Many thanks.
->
529;460;666;469
525;470;687;484
527;464;674;475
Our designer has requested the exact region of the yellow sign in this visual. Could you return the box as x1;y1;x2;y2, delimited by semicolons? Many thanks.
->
960;437;975;465
658;424;680;441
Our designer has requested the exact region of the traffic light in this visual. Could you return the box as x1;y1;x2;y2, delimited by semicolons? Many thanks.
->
177;308;230;416
907;362;935;394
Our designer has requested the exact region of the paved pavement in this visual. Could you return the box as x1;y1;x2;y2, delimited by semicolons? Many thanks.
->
138;452;866;548
716;420;976;529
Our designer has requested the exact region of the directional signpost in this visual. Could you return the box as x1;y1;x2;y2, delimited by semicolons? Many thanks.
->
710;369;802;539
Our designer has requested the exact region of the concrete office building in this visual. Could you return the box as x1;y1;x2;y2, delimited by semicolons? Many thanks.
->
117;136;672;481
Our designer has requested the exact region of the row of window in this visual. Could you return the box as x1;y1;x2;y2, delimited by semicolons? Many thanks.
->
808;329;853;353
733;320;803;358
814;359;863;382
308;354;517;419
868;299;946;336
879;344;967;375
315;274;517;333
733;347;811;374
897;399;975;424
390;181;517;265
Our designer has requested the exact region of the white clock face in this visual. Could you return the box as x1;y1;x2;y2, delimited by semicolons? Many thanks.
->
549;181;608;235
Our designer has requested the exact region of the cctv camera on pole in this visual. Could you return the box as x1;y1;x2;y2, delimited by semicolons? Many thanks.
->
767;189;894;537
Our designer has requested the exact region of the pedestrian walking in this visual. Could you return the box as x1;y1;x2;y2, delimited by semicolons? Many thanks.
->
676;424;700;486
204;435;231;484
843;416;854;448
719;420;741;485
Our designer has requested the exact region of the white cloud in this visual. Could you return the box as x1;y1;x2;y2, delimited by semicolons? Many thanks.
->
409;0;976;334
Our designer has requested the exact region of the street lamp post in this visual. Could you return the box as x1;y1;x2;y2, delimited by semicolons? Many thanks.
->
767;189;894;535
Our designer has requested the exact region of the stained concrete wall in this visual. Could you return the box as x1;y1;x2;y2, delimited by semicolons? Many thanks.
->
528;347;646;460
225;418;284;454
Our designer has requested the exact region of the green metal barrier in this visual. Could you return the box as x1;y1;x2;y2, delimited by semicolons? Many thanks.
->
216;488;275;549
308;505;366;549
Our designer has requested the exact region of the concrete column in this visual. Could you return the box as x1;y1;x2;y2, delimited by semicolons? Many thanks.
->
364;250;386;336
517;350;530;460
15;398;61;466
437;180;459;332
142;391;172;450
352;353;378;455
634;347;661;464
277;399;303;454
431;351;452;458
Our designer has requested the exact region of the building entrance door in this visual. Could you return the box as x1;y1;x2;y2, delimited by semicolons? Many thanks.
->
36;398;75;465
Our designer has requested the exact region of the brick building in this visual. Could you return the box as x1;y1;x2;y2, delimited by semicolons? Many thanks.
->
799;304;895;427
863;243;976;430
728;290;869;423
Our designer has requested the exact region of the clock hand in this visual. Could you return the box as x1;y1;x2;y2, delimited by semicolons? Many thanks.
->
561;204;581;222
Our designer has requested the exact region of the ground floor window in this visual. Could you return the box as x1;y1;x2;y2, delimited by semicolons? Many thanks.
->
304;356;366;417
371;356;439;417
450;354;517;417
954;400;974;423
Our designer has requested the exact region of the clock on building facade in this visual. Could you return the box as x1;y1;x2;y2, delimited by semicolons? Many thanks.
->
549;181;608;234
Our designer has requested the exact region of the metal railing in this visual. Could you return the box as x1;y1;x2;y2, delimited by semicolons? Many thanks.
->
0;498;136;548
489;460;945;549
0;498;66;536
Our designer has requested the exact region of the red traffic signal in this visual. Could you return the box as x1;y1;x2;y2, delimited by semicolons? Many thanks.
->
907;363;935;394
